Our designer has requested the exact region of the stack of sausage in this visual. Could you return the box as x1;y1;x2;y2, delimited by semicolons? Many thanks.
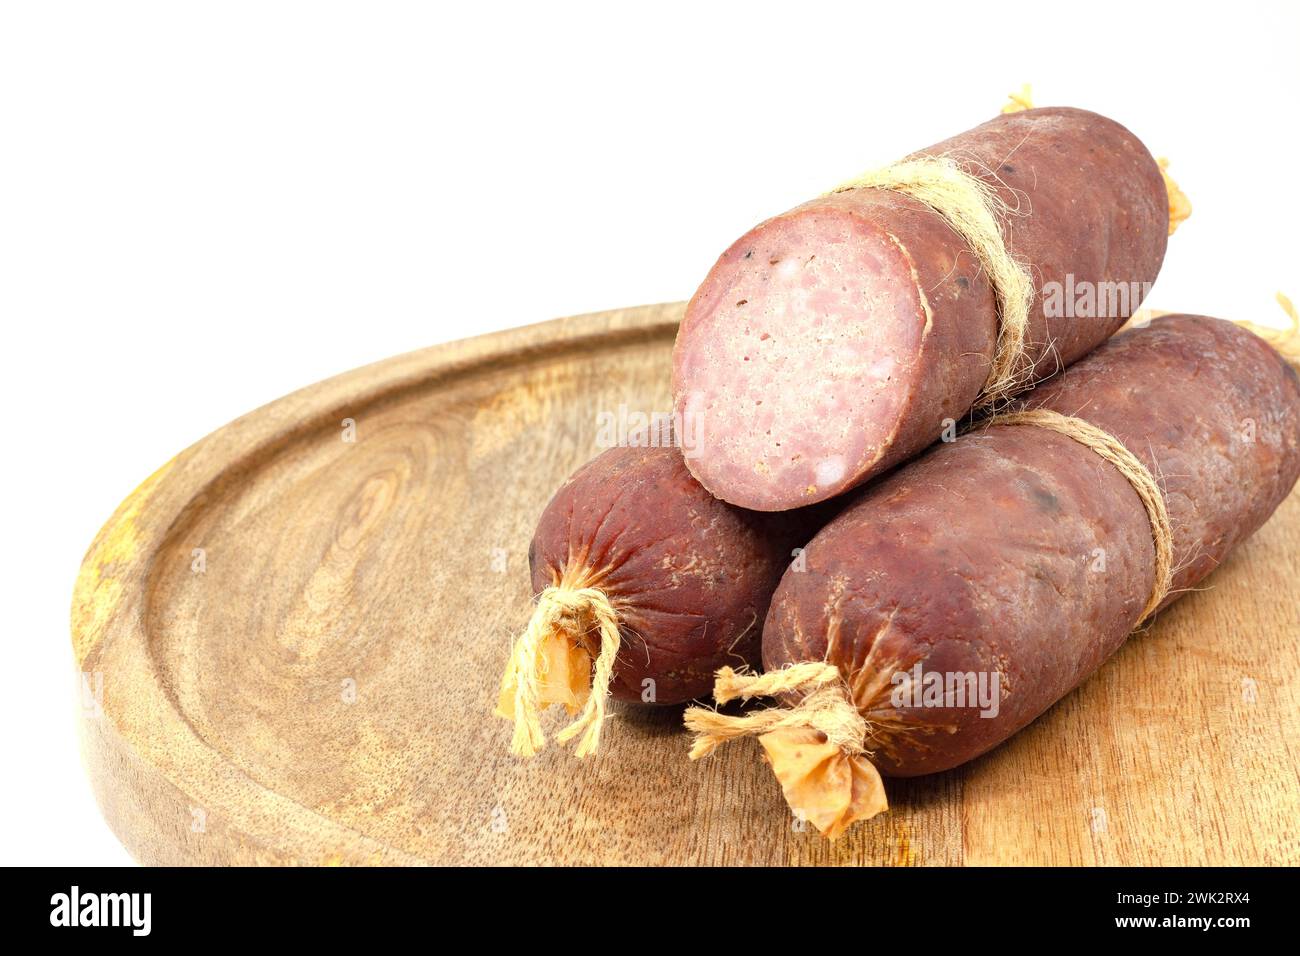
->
496;105;1300;838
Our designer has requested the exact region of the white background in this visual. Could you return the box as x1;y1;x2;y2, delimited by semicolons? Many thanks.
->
1;1;1295;866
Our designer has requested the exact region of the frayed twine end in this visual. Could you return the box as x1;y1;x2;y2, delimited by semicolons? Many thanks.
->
496;583;621;758
1231;292;1300;368
684;663;888;839
1002;83;1033;114
1157;158;1191;236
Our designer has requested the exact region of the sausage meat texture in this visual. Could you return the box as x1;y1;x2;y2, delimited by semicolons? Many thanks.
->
497;444;827;756
757;316;1300;832
672;107;1169;511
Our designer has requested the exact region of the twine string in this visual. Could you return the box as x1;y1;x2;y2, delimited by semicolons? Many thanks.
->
982;408;1173;621
683;662;865;759
828;90;1189;408
828;156;1034;408
496;584;620;758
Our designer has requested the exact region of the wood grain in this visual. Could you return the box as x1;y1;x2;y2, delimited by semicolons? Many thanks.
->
71;302;1300;865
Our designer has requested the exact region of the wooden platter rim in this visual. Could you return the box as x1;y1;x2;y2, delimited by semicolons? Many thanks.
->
70;302;684;865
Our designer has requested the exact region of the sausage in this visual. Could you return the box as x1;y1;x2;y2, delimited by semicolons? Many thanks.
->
497;443;829;756
672;107;1169;511
746;315;1299;833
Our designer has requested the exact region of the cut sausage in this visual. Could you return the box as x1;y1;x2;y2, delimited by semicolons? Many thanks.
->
690;316;1299;836
497;443;829;756
672;107;1169;510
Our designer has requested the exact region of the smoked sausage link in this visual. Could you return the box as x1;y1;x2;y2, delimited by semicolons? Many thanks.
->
764;315;1300;777
673;107;1169;511
527;444;824;706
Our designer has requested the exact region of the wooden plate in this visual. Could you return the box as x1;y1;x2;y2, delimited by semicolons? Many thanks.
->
72;303;1300;865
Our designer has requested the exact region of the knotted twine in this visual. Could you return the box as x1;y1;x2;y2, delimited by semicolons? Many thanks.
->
684;662;886;839
496;584;620;758
685;662;866;759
